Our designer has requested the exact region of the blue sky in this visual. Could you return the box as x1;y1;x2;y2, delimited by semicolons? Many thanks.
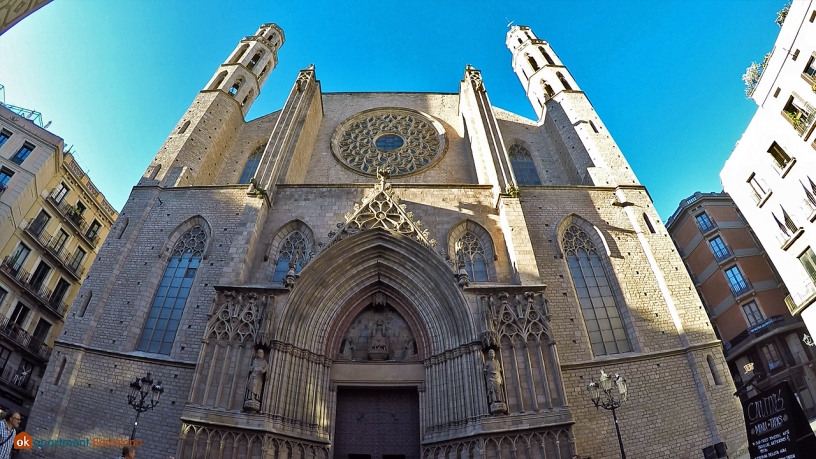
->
0;0;785;220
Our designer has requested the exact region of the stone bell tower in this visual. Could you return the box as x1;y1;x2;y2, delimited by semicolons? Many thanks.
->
143;24;284;187
506;25;638;187
506;25;578;120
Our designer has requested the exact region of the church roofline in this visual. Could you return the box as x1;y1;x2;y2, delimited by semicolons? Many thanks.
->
322;91;459;96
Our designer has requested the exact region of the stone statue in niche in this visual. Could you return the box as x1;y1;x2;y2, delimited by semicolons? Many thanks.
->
243;348;269;412
368;319;389;360
338;302;416;361
484;349;508;415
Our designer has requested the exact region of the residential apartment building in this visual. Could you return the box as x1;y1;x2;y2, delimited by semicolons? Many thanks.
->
0;103;117;420
721;0;816;343
667;192;816;419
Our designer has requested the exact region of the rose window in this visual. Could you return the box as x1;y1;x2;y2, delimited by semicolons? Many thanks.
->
331;108;447;176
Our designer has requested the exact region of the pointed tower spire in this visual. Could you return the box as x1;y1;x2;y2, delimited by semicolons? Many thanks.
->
204;24;284;116
506;26;579;120
143;24;284;187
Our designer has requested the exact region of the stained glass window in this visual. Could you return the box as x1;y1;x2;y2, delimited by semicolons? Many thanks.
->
273;230;309;282
456;231;488;282
138;225;206;354
562;224;631;356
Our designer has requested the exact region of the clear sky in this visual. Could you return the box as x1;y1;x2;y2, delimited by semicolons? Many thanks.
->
0;0;785;220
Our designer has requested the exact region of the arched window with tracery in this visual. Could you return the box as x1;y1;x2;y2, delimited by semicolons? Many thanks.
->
508;143;541;185
228;43;249;64
239;144;265;184
137;223;208;354
561;224;631;356
449;221;496;283
209;71;228;91
270;223;314;282
457;232;488;281
259;63;271;79
241;89;255;107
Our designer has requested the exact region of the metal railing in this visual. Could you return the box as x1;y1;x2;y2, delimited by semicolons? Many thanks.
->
697;217;717;233
0;315;52;361
783;101;816;136
46;191;101;248
0;364;39;397
23;223;86;280
0;257;70;318
785;279;816;314
712;244;734;263
730;278;754;298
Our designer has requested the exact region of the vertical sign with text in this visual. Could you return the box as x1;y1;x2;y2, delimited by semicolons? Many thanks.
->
742;381;816;459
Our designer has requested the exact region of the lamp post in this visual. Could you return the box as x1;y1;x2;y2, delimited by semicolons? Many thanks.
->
586;369;628;459
126;371;164;441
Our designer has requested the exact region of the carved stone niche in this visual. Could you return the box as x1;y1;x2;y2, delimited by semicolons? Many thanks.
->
338;302;418;362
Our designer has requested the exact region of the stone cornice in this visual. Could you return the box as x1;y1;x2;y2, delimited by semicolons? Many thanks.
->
53;341;197;368
559;340;723;371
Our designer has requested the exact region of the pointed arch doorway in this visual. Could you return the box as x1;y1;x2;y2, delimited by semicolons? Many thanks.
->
328;288;425;459
277;229;479;459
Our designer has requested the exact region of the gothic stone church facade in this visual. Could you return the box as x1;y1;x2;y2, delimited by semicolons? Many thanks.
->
27;24;747;459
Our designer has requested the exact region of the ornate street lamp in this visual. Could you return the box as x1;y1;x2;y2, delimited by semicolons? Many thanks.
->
126;372;164;440
587;370;628;459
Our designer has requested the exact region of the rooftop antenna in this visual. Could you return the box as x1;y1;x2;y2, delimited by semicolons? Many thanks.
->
506;18;515;28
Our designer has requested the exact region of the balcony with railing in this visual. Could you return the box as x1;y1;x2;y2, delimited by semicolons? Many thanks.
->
785;279;816;315
0;315;52;362
729;278;754;299
712;243;735;264
0;257;71;318
697;216;718;235
0;364;39;398
23;223;86;280
782;98;816;137
45;190;100;248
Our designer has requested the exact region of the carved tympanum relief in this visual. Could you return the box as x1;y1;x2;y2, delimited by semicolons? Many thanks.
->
338;297;417;362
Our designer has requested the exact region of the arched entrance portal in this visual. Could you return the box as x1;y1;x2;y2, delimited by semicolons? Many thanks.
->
328;287;426;459
276;229;478;459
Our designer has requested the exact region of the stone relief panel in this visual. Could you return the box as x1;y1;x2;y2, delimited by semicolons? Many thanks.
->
338;297;418;362
475;290;565;413
178;423;330;459
422;427;573;459
190;289;275;411
321;169;438;253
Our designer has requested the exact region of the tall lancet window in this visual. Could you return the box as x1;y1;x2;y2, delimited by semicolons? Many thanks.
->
456;231;488;282
273;230;310;282
508;144;541;185
138;225;207;354
562;224;631;356
239;144;265;184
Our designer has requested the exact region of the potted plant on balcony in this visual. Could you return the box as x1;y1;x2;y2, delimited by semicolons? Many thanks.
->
67;205;83;224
